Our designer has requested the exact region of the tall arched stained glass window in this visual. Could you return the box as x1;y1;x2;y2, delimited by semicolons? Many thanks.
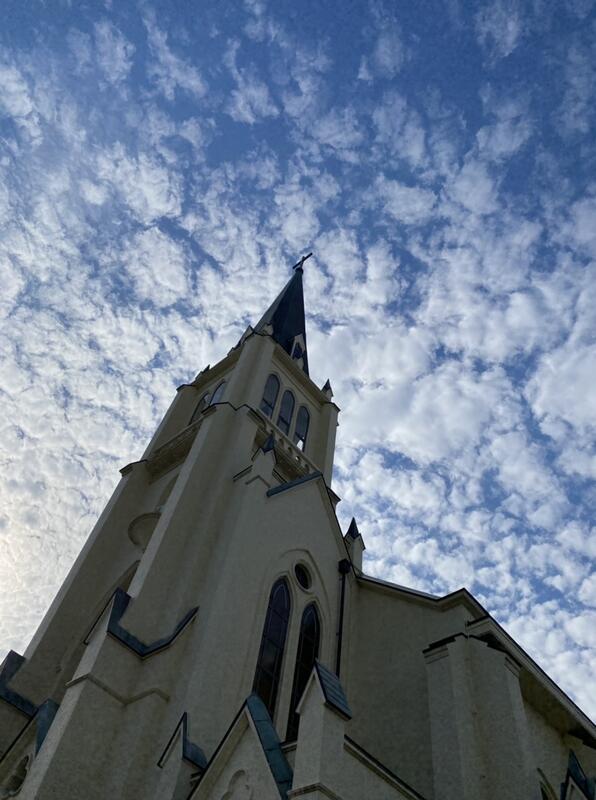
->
286;603;320;741
293;406;310;451
253;579;291;718
260;374;280;418
277;390;295;435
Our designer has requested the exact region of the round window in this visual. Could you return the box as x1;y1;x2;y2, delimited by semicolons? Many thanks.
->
294;564;311;590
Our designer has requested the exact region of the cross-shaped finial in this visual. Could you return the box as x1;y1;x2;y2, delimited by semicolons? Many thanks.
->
292;252;313;271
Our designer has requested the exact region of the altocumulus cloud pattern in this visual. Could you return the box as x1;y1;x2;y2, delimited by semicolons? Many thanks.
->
0;0;595;716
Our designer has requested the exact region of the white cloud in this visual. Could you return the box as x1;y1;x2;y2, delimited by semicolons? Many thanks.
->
475;1;523;61
448;160;498;214
579;574;596;607
121;227;190;306
310;106;363;157
372;28;405;78
565;612;596;648
145;14;207;100
79;179;108;205
375;176;437;225
567;194;596;256
94;20;135;84
372;91;427;169
227;77;278;124
555;41;596;137
96;144;183;223
224;40;278;124
0;62;42;141
476;94;533;161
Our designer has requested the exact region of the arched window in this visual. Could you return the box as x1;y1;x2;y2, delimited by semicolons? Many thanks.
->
260;374;280;418
209;381;226;405
286;603;320;741
253;579;291;718
277;390;295;436
189;392;210;424
293;406;310;450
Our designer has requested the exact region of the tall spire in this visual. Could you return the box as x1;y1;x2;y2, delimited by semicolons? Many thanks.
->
254;259;310;374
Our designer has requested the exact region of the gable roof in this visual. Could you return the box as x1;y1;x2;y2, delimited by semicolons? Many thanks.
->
314;661;352;720
190;694;293;800
246;694;293;797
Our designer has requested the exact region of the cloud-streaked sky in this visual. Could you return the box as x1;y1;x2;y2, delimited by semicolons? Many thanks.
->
1;0;595;717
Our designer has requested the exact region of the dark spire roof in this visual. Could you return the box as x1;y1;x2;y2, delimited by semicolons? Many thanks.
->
346;517;360;539
255;266;309;375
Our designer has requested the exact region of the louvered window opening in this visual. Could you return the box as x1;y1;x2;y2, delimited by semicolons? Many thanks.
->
293;406;310;450
277;390;295;435
260;374;280;418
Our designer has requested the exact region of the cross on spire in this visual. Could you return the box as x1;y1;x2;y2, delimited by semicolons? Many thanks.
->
292;252;313;272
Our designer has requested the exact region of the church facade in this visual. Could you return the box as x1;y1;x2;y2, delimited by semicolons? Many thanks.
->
1;266;595;800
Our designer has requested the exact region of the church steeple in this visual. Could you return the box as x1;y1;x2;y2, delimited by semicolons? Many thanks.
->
254;257;310;375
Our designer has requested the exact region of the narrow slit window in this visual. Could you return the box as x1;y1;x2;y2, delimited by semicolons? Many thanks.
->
209;381;226;405
253;579;291;719
277;390;295;435
293;406;310;450
260;374;280;418
189;392;210;424
286;603;320;741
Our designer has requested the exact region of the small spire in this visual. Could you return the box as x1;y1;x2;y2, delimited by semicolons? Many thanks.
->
346;517;360;539
322;379;333;398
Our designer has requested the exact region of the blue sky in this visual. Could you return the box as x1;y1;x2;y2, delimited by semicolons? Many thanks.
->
1;0;595;716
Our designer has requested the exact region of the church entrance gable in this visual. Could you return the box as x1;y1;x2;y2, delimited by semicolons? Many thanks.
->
191;695;292;800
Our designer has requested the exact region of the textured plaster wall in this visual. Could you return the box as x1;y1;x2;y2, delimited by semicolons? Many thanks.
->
345;585;475;799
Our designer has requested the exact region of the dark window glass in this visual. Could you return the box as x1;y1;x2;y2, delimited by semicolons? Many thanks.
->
286;604;320;741
260;374;280;418
294;564;311;590
293;406;310;450
277;390;295;435
209;381;226;405
189;392;210;424
253;579;291;719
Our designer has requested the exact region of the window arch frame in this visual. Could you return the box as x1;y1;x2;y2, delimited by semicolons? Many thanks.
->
209;380;226;406
293;405;310;451
260;373;281;419
277;389;295;436
285;602;321;741
189;392;210;425
252;578;292;720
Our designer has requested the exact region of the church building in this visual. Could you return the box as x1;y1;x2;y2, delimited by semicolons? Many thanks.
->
1;263;595;800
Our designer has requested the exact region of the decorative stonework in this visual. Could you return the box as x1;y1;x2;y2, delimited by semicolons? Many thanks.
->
0;755;30;798
127;512;161;551
221;770;253;800
253;412;317;481
147;418;204;478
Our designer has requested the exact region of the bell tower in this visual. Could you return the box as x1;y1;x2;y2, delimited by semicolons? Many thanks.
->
0;261;348;800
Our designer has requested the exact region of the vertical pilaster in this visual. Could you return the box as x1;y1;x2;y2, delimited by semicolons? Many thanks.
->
425;637;488;800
